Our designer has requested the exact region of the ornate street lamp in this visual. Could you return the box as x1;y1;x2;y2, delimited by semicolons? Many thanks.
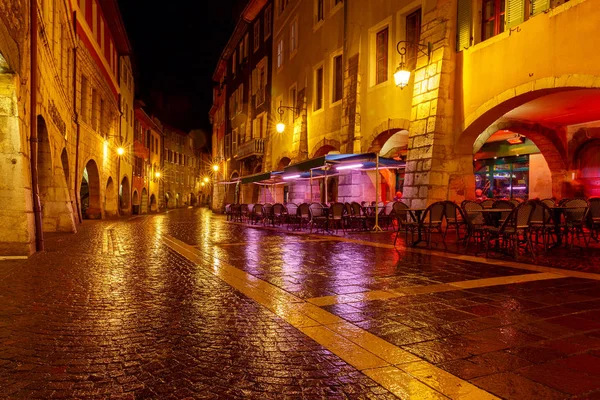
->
394;40;432;89
276;101;300;133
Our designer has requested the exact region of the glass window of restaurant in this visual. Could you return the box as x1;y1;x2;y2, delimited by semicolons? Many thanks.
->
474;155;530;200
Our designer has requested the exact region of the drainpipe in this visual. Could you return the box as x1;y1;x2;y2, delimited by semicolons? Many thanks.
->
30;0;44;251
72;13;82;223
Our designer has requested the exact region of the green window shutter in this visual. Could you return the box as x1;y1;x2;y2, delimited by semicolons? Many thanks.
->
456;0;472;51
507;0;525;29
531;0;550;16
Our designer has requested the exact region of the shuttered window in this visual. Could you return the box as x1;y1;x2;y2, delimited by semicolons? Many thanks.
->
406;9;421;70
375;27;388;85
482;0;506;41
506;0;525;29
456;0;472;51
531;0;550;16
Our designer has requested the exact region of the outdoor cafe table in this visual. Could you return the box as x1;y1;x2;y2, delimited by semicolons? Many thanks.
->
477;208;512;227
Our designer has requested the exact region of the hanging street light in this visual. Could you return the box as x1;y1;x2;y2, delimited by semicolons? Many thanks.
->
394;40;432;89
117;146;125;156
276;101;300;133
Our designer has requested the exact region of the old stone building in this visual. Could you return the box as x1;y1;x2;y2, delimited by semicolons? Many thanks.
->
163;125;202;208
133;103;163;214
210;0;273;209
0;0;135;257
211;0;600;209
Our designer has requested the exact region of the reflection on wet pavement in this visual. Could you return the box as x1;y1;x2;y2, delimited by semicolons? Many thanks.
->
3;207;600;399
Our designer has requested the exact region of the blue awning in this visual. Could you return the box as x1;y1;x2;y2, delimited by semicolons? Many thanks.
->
283;153;405;175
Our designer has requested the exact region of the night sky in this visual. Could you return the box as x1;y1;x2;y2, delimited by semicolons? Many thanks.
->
118;1;246;144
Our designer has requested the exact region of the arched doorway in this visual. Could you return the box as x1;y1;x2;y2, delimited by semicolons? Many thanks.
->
60;148;69;189
175;193;181;208
574;140;600;197
150;194;157;212
165;192;172;209
119;176;130;213
313;145;337;158
132;190;140;215
277;157;291;169
80;159;101;219
105;177;118;217
141;188;148;214
190;193;197;206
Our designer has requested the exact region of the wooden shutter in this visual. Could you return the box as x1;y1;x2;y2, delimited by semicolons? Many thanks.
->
507;0;525;29
531;0;550;16
456;0;472;51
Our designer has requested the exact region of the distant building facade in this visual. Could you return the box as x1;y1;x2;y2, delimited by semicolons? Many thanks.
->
163;126;201;208
211;0;600;209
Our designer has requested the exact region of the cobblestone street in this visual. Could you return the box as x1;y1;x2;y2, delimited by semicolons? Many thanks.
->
2;208;600;399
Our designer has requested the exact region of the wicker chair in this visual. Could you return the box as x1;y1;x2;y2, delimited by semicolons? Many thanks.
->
224;204;233;220
541;198;555;208
272;203;286;226
329;202;346;234
444;201;466;240
263;203;273;226
588;198;600;242
240;204;249;222
251;204;265;225
285;203;298;229
393;201;413;245
462;200;487;254
380;201;396;230
417;201;447;249
529;200;556;253
485;201;536;259
510;199;522;208
309;203;328;233
350;202;367;230
297;203;311;230
563;198;590;248
493;199;515;226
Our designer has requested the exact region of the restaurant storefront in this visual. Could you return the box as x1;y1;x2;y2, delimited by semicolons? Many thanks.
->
474;135;552;200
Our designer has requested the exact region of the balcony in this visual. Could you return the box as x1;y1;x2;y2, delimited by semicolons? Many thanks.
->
234;138;264;160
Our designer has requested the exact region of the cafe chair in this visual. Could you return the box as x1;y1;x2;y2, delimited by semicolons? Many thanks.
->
412;201;447;249
309;203;328;233
484;201;536;260
330;202;346;234
529;200;556;253
562;198;590;249
541;198;555;208
272;203;286;226
588;198;600;242
493;199;514;225
297;203;311;230
251;204;264;225
462;201;487;254
480;199;494;209
285;203;298;229
444;201;466;240
393;201;415;245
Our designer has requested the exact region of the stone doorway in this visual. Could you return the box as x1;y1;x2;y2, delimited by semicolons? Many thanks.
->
80;160;101;219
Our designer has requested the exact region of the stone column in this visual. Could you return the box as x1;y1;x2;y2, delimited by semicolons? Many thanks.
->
404;0;474;207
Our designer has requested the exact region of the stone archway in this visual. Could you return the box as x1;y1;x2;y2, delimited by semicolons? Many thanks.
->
277;157;291;169
150;193;157;212
311;139;340;158
366;119;411;153
141;188;148;213
105;177;118;217
132;190;139;214
80;159;101;219
165;191;172;209
119;176;130;213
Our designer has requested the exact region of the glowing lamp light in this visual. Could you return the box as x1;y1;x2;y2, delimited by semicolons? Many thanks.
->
276;122;286;133
212;164;219;172
283;174;301;180
155;172;161;178
201;182;206;187
337;163;363;171
203;177;209;183
116;146;125;156
394;67;411;89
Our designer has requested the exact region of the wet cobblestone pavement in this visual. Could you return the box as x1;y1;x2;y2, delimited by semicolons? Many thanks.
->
3;208;600;398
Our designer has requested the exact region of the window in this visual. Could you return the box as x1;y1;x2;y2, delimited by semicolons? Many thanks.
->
289;84;297;121
91;89;98;130
99;99;105;134
239;38;246;64
482;0;505;40
81;76;89;123
406;9;421;70
332;54;343;103
290;18;298;55
254;21;260;51
264;5;272;39
375;27;388;84
243;34;249;60
317;0;324;22
225;133;231;158
232;128;238;156
277;39;284;70
315;66;324;110
232;50;237;76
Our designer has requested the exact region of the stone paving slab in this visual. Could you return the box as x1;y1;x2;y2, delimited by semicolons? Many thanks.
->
0;217;397;399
